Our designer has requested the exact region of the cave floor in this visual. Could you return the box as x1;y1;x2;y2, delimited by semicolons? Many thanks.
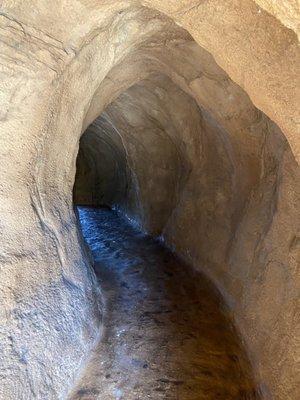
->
68;207;258;400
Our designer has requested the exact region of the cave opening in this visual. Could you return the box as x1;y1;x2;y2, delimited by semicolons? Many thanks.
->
68;62;286;398
0;2;299;400
73;116;128;210
70;108;260;399
67;16;298;398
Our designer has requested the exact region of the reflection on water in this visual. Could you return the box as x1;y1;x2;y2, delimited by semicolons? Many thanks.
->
69;207;259;400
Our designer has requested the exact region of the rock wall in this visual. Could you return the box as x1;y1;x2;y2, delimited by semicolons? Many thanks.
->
0;1;299;399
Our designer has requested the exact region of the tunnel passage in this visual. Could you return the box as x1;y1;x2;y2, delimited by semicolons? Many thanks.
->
75;77;191;235
74;116;128;208
72;67;298;399
72;85;263;396
0;2;299;400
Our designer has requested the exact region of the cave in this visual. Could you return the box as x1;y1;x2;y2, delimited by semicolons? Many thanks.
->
0;1;299;400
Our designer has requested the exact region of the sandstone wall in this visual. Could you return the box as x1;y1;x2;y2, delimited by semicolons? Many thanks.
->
0;1;299;399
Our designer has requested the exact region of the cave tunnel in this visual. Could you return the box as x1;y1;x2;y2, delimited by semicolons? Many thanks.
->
0;1;299;400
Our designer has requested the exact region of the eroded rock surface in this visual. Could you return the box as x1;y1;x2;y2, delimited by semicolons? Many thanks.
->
0;1;299;399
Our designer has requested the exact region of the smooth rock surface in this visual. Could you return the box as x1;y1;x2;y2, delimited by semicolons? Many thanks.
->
0;1;299;399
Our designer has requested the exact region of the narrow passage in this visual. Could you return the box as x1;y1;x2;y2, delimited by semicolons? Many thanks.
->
69;207;258;400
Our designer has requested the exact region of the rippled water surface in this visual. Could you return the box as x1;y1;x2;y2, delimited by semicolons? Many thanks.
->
68;207;258;400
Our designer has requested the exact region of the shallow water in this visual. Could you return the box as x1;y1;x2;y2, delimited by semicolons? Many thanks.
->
68;207;258;400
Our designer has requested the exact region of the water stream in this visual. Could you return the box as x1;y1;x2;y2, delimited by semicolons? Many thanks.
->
68;207;258;400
